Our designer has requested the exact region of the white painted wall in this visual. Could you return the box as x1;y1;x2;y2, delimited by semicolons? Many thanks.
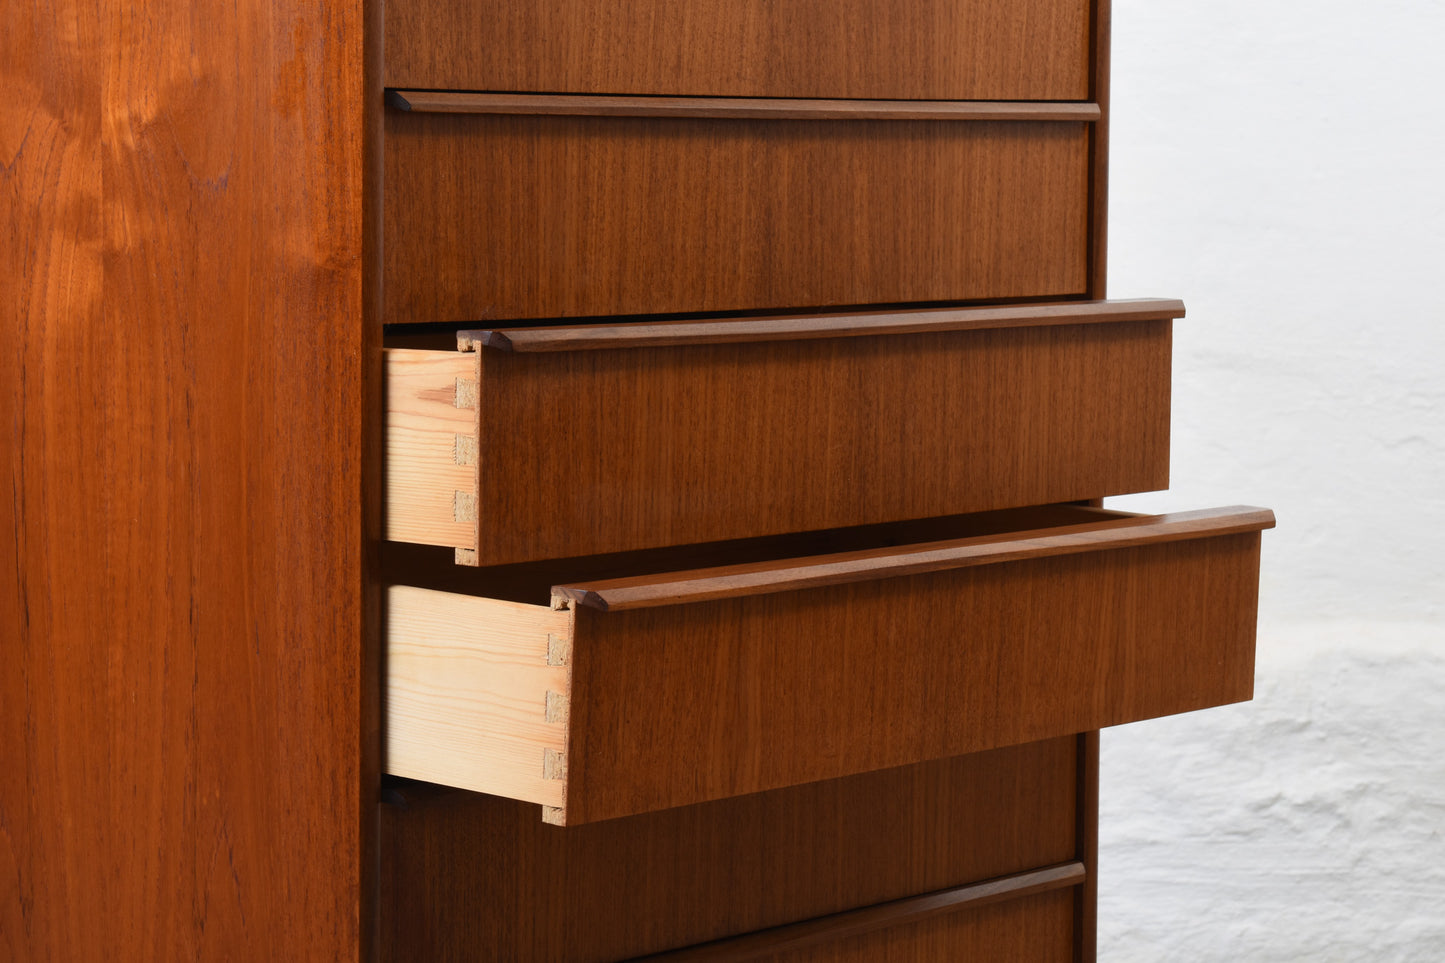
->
1102;1;1445;958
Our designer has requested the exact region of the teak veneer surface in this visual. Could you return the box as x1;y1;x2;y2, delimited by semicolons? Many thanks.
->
384;318;1171;563
378;740;1080;962
385;0;1090;100
562;525;1263;823
1;0;369;958
384;113;1090;323
731;891;1076;963
637;863;1084;962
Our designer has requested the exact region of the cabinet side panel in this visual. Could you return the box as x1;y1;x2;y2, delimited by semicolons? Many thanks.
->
0;0;367;958
0;3;105;956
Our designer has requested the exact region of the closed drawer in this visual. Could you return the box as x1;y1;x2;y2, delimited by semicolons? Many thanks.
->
383;99;1093;324
385;0;1091;101
384;504;1273;825
380;742;1081;962
751;889;1076;963
637;885;1078;963
384;300;1181;566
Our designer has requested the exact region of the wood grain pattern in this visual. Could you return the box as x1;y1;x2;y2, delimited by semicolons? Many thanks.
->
464;298;1186;352
387;320;1172;564
729;891;1076;963
384;0;1091;101
385;588;572;811
387;90;1102;122
1;0;367;959
383;508;1264;823
384;348;477;550
558;506;1276;611
378;739;1080;962
635;863;1084;962
564;528;1263;823
383;113;1091;323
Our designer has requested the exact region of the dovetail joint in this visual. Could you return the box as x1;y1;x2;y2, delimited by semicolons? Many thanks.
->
455;378;479;410
545;690;570;725
453;490;477;523
541;806;566;825
547;632;571;667
454;433;478;466
454;547;478;566
543;748;567;781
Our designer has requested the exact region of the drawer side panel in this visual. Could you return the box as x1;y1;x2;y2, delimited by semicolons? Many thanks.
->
384;349;479;550
385;586;572;808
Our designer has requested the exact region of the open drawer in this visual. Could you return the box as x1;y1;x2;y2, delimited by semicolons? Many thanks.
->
384;503;1274;825
385;299;1182;566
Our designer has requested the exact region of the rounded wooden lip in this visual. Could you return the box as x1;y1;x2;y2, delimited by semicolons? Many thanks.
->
387;89;1103;123
459;299;1187;354
554;507;1277;612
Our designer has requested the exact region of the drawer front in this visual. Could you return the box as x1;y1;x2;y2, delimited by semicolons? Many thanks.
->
380;742;1081;962
678;889;1077;963
383;111;1090;324
384;301;1180;566
385;0;1091;101
384;506;1273;824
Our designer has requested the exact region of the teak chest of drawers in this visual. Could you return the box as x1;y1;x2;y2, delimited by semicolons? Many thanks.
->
375;1;1274;960
5;0;1277;958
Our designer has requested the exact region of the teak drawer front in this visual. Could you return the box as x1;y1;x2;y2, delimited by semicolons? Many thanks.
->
384;506;1274;825
385;0;1090;101
637;888;1077;963
384;301;1182;566
383;111;1090;324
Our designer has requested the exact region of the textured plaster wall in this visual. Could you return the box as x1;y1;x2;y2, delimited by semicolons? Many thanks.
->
1099;624;1445;961
1101;1;1445;958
